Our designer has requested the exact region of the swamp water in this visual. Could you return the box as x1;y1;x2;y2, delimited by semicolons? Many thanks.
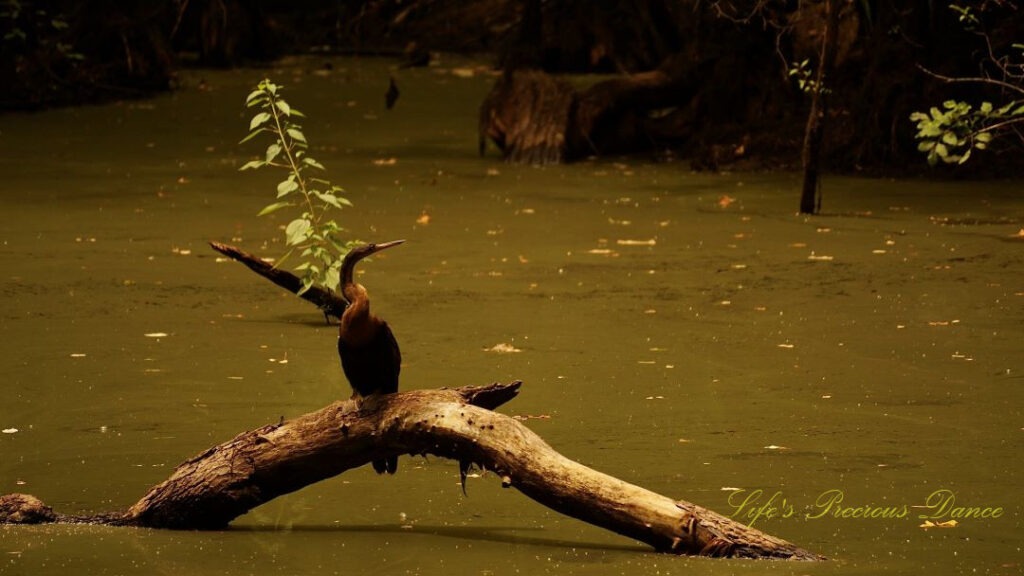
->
1;56;1021;575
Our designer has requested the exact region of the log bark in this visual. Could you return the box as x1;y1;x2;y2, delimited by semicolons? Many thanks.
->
1;382;823;560
479;56;702;165
209;240;348;319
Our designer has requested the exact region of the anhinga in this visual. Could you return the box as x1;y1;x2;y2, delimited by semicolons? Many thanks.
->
338;239;405;474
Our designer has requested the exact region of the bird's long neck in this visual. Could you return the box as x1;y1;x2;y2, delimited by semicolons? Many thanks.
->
340;283;376;345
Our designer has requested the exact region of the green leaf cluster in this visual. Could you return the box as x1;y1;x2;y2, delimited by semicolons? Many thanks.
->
909;99;1019;166
788;60;830;95
240;78;356;295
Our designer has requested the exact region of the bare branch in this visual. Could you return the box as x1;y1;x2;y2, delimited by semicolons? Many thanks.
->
917;65;1024;97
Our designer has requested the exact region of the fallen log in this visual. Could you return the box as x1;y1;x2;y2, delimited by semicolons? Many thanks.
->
1;381;823;560
209;240;347;319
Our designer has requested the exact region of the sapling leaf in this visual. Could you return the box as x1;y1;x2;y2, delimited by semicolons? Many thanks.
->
277;179;299;197
266;143;282;162
287;128;307;143
286;218;311;245
239;160;265;171
250;112;271;131
239;129;265;144
257;201;291;216
276;99;291;116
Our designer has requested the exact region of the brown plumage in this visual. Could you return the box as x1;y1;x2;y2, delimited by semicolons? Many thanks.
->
338;240;404;474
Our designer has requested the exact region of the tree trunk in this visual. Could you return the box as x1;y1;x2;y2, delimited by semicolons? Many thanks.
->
799;0;842;215
479;55;703;164
209;240;347;319
0;382;824;560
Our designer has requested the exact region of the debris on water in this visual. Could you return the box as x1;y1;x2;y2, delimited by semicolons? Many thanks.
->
70;353;86;358
215;257;229;263
617;238;656;246
821;395;832;399
144;332;168;338
678;438;693;444
416;212;431;225
227;376;244;380
807;252;834;261
644;395;665;400
372;157;397;166
2;428;18;434
171;247;191;255
920;519;958;529
485;343;521;353
777;343;795;349
718;195;735;208
486;168;500;176
764;445;789;450
512;414;551;421
720;486;741;491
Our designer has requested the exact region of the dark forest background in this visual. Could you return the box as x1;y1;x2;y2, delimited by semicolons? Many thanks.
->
2;0;1022;175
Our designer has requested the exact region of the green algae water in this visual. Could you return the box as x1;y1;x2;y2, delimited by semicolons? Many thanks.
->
1;56;1021;576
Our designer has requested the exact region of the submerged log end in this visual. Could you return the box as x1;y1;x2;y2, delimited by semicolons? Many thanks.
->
459;381;522;410
208;240;347;318
0;493;57;524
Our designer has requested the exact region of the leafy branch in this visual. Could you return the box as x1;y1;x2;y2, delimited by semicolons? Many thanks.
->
910;3;1024;166
239;79;355;295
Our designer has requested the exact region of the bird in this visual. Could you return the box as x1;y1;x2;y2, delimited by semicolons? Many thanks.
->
385;75;400;110
337;240;405;474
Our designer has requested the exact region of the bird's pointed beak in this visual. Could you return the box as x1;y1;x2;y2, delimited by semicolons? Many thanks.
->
369;239;405;254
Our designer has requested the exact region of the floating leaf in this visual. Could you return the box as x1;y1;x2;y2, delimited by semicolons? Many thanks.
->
485;343;522;354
